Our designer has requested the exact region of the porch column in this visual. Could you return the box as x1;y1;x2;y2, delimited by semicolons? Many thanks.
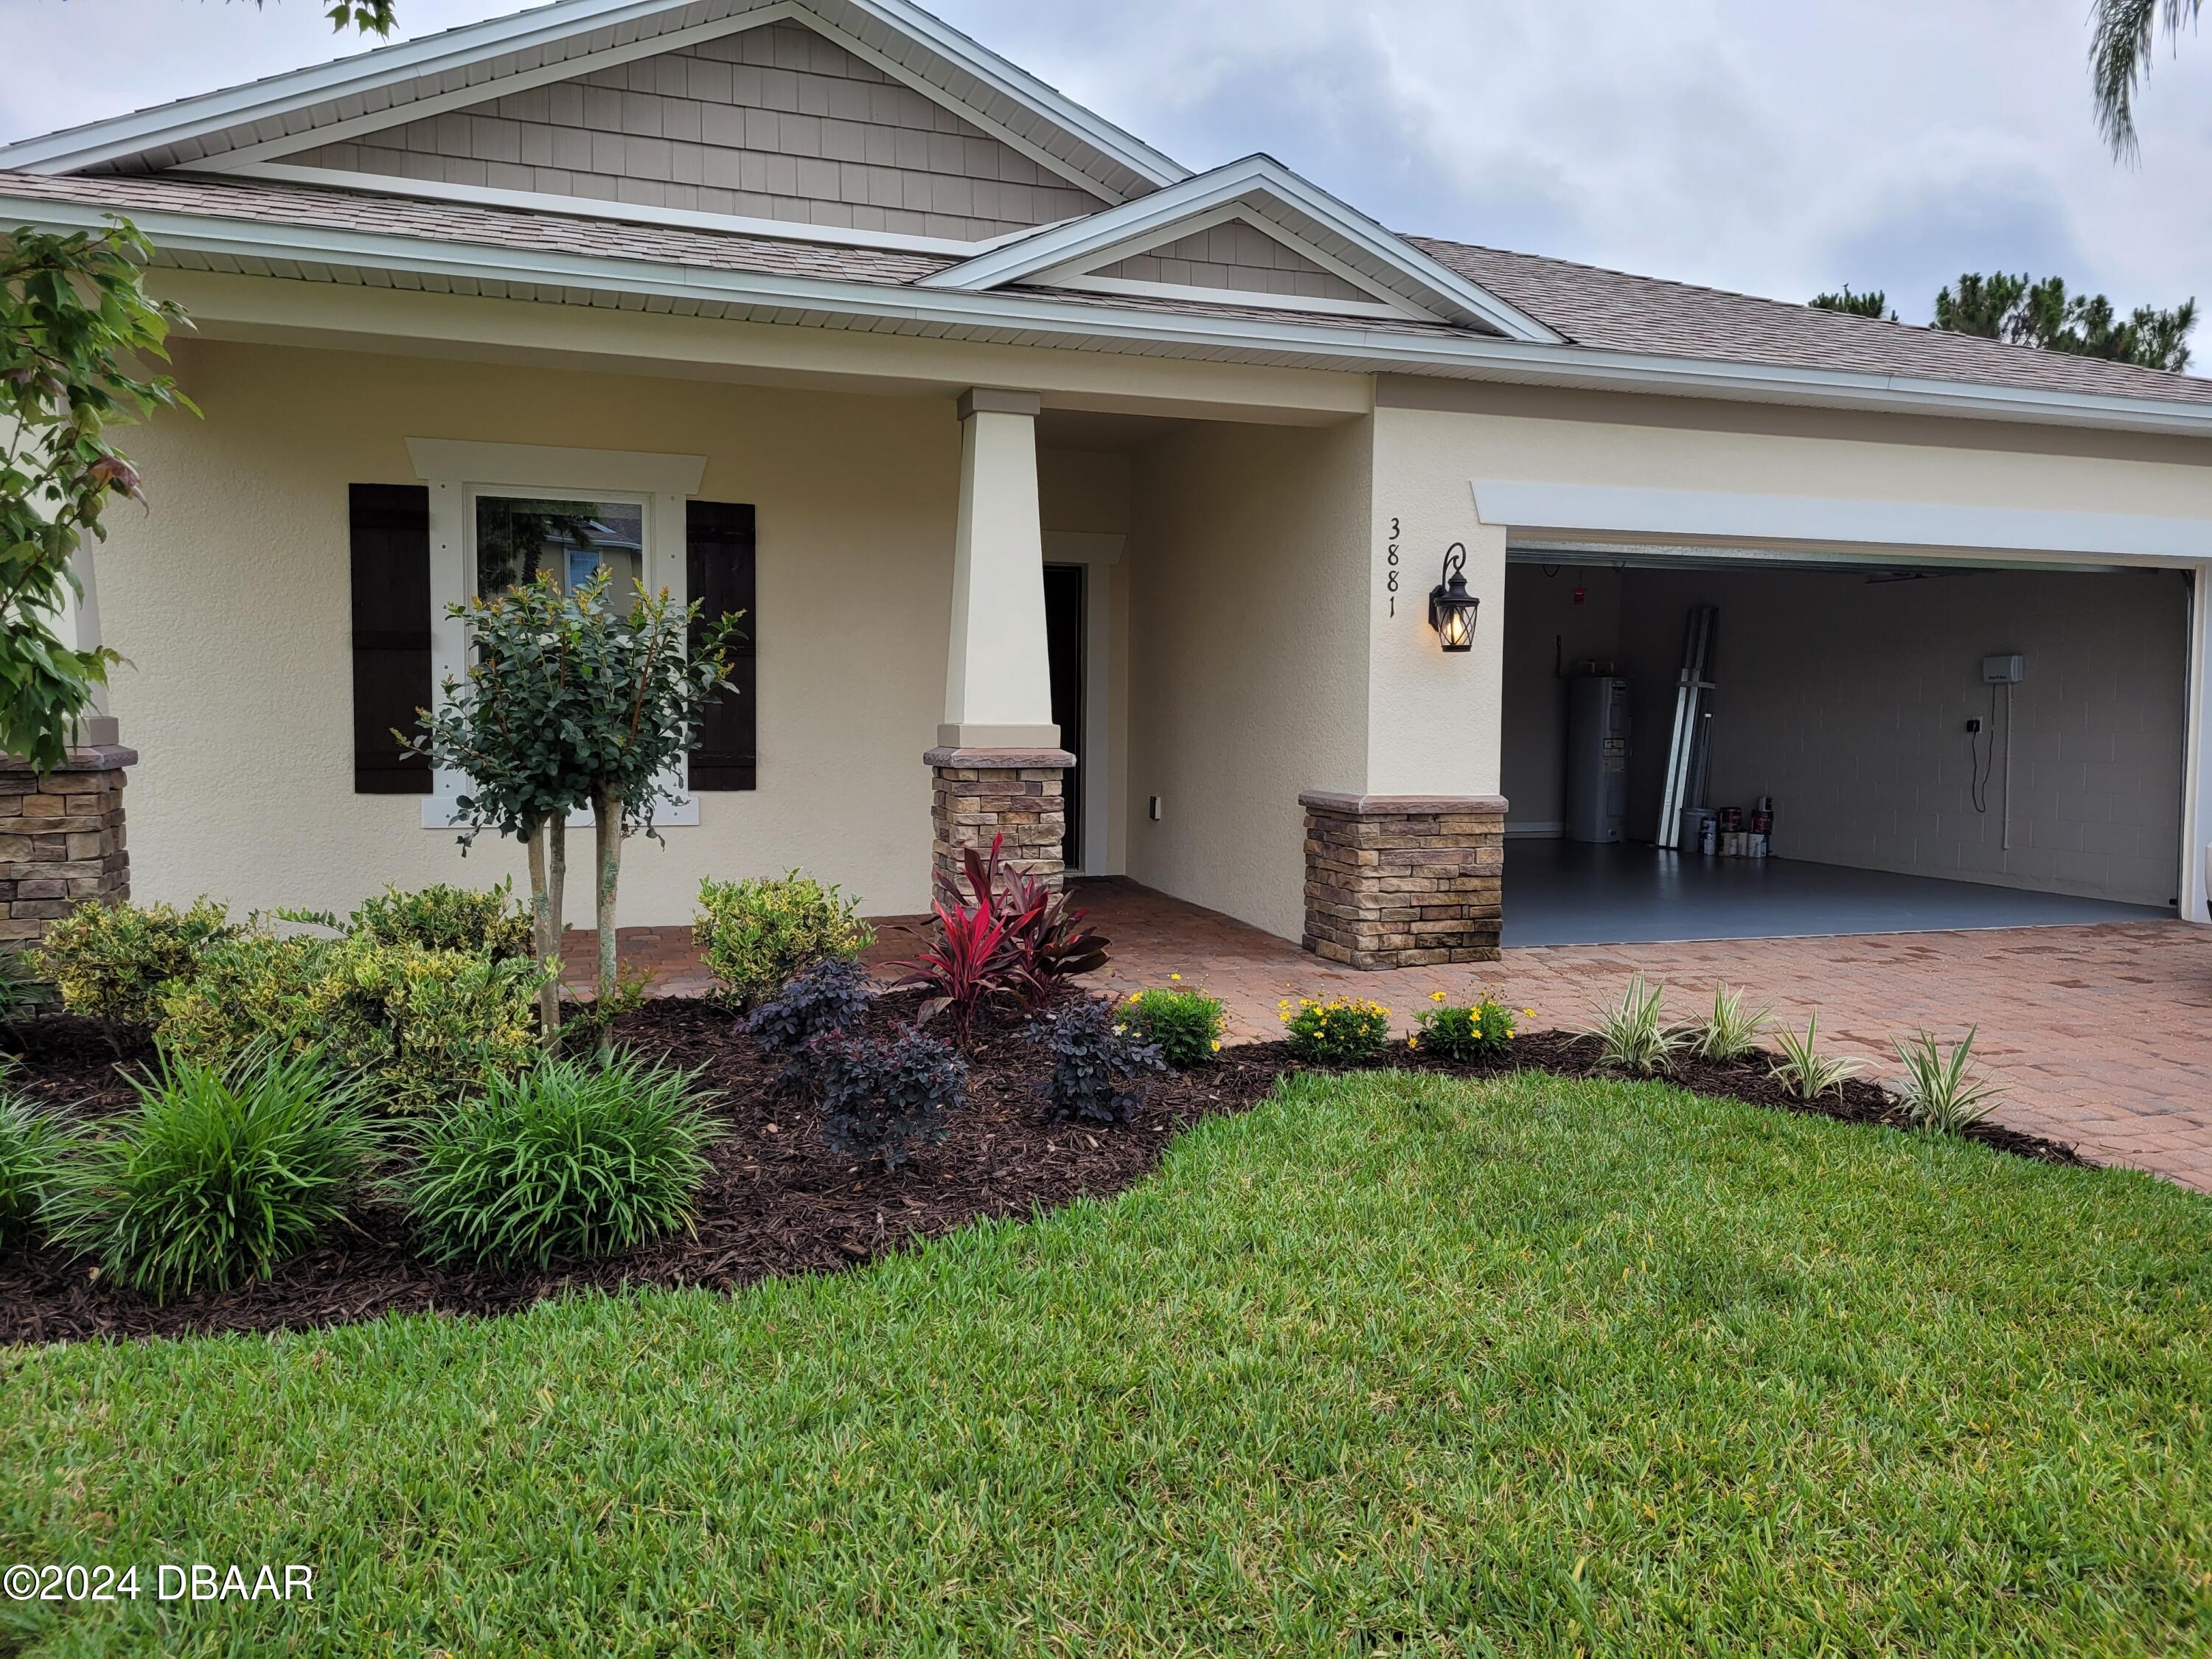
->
1298;427;1508;967
927;389;1074;888
2183;560;2212;925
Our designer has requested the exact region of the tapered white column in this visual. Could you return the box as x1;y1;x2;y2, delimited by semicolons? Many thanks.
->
57;548;119;747
941;387;1055;749
928;388;1071;887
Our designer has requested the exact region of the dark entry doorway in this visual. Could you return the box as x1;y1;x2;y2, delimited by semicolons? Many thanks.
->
1043;563;1085;871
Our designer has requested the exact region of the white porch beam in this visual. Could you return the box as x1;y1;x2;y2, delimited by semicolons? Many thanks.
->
940;388;1057;749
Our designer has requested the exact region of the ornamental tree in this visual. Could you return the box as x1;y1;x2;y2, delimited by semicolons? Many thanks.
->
406;576;592;1036
408;571;738;1024
2;219;193;770
554;573;740;1008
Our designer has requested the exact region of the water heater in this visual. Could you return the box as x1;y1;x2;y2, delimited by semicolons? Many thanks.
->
1565;675;1630;844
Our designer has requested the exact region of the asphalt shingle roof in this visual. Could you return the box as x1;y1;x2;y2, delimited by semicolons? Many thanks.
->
1411;236;2212;408
5;166;2210;413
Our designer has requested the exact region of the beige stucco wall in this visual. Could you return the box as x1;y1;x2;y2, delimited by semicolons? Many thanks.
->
1123;418;1372;940
97;338;966;928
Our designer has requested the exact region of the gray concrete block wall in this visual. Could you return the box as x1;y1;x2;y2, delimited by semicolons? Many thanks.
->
1091;220;1368;302
1501;562;2189;905
285;20;1110;240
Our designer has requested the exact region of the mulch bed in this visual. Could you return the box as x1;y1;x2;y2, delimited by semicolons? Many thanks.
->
0;996;2081;1347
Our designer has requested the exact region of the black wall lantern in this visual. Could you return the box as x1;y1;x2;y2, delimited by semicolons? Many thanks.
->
1427;542;1478;653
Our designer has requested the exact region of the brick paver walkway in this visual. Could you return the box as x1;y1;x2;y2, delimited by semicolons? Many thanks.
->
589;880;2212;1193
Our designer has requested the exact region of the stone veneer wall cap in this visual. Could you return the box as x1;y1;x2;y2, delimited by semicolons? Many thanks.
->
924;746;1077;769
1298;790;1509;816
0;745;140;775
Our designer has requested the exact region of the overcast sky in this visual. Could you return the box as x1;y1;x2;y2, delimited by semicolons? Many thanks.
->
4;0;2207;325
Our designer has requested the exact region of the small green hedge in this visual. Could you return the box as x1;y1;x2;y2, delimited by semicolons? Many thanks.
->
158;933;547;1113
35;897;233;1043
695;872;874;1010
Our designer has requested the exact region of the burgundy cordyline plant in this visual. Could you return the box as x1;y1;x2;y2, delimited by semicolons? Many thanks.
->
891;834;1108;1044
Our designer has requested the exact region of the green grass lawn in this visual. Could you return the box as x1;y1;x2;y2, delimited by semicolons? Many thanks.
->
4;1070;2209;1656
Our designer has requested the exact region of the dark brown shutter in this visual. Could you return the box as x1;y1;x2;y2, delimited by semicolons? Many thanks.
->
686;500;756;791
348;483;434;795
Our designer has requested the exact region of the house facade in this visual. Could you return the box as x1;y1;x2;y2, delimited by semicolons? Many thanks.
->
5;0;2211;964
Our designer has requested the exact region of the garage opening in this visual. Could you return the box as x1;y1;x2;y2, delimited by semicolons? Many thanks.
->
1499;548;2190;945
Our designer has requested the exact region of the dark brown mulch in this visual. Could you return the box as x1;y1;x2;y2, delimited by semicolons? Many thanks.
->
0;997;2083;1346
1;1014;147;1118
0;994;1286;1347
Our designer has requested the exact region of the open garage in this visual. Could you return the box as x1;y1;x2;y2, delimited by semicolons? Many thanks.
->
1499;550;2193;945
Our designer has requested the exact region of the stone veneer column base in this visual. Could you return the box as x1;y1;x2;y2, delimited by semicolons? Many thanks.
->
1;745;136;989
1299;790;1507;968
925;746;1075;891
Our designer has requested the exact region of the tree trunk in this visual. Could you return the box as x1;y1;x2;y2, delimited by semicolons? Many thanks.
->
524;815;560;1038
594;786;623;1015
548;813;567;1008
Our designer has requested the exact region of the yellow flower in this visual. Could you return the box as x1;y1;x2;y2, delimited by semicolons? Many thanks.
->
1169;973;1181;981
1407;1036;1419;1048
1210;1040;1222;1051
1523;1009;1537;1018
1430;990;1446;1003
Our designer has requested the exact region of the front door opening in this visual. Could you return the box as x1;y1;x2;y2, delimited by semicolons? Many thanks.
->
1043;562;1086;872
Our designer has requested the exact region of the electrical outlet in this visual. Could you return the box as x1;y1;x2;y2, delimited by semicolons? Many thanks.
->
1966;717;1982;734
1148;795;1163;821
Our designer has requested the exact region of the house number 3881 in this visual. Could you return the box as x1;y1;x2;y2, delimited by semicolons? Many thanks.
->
1385;517;1400;617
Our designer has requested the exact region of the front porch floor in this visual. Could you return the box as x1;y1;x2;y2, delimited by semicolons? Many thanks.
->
593;880;2212;1194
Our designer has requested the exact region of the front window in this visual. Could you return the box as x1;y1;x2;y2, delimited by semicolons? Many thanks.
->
473;493;644;598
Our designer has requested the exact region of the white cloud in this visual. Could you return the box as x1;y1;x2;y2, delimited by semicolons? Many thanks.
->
6;0;2206;324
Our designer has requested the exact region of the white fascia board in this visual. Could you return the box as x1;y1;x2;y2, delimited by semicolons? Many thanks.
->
11;187;2212;441
919;154;1563;344
1473;480;2212;563
214;164;993;258
0;0;1186;195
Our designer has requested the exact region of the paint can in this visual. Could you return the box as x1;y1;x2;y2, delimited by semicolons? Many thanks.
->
1719;806;1743;832
1721;831;1743;857
1752;796;1774;836
1747;832;1770;858
1698;818;1718;855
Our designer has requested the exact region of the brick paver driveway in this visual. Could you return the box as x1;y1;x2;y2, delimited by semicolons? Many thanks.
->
603;880;2212;1193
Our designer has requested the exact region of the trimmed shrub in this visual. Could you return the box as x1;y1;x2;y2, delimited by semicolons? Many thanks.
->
158;933;546;1112
1279;995;1393;1064
347;880;535;962
1412;991;1519;1062
807;1027;966;1169
745;956;874;1071
46;1046;380;1301
406;1052;720;1270
1119;984;1225;1069
0;1091;74;1250
35;897;232;1044
695;872;874;1011
1034;998;1164;1125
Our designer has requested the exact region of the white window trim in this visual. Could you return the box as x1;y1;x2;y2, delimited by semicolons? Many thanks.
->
405;438;706;832
1041;529;1122;877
